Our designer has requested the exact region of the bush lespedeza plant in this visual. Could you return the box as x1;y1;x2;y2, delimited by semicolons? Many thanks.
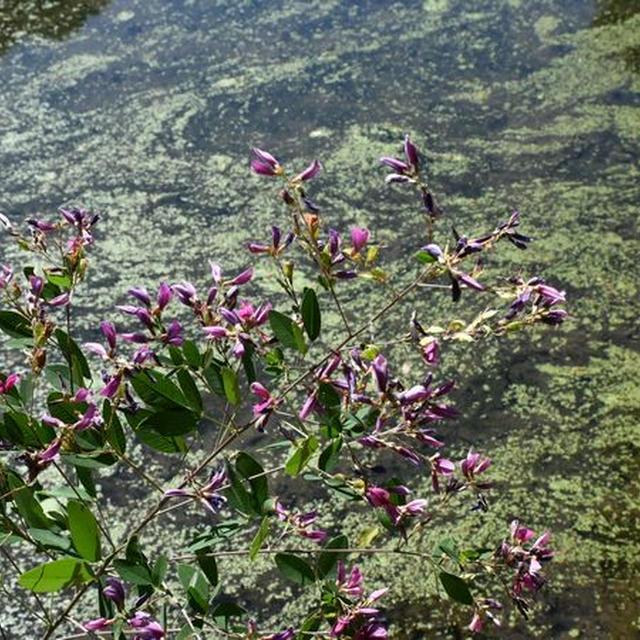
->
0;135;566;639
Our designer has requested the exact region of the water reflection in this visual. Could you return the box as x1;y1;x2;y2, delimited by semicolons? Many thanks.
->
0;0;110;55
592;0;640;73
592;0;640;26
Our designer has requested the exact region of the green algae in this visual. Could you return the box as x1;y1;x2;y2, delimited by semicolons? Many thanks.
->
1;0;639;637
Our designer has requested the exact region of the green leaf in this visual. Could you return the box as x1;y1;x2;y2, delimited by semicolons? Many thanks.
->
102;401;126;454
439;571;474;605
153;554;168;586
249;517;270;561
0;311;31;338
178;564;210;614
275;553;316;586
196;552;218;587
415;249;437;264
45;272;72;289
269;310;307;353
19;557;93;592
60;453;118;469
221;367;240;406
301;288;321;341
7;472;53;529
113;559;153;585
316;535;348;578
285;436;319;477
224;461;253;515
55;329;91;385
182;341;201;368
235;452;268;513
318;438;342;472
177;369;203;413
211;601;246;621
433;537;459;562
75;466;97;498
130;370;191;410
28;528;72;552
68;500;101;562
203;362;224;396
138;408;197;436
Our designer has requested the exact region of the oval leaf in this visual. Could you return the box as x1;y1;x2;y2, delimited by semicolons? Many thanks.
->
301;288;321;341
275;553;315;586
439;571;474;605
19;557;93;593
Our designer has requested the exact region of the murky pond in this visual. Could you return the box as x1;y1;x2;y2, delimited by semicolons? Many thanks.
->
1;0;639;638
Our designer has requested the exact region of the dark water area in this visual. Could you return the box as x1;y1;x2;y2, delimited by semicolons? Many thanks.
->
1;0;639;638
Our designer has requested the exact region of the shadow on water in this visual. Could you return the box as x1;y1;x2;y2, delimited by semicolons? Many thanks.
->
0;0;110;55
592;0;640;72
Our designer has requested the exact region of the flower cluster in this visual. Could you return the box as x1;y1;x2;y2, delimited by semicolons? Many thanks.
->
275;501;327;543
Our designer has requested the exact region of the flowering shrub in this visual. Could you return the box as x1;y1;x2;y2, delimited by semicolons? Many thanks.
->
0;136;565;639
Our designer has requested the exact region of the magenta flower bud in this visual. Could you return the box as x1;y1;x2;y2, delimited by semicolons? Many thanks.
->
379;156;410;173
398;385;429;404
59;208;77;225
251;147;279;166
156;282;172;310
47;292;71;307
29;275;44;297
84;618;112;631
350;227;370;254
203;325;229;339
38;439;61;462
232;339;245;358
371;354;388;393
248;242;270;254
206;286;218;306
293;159;322;182
164;488;190;498
27;218;57;232
210;262;222;283
103;577;125;610
365;486;391;508
250;382;271;400
404;134;420;168
230;267;254;286
422;340;439;365
128;286;151;306
272;225;281;248
100;321;117;350
42;415;65;428
433;456;455;475
172;282;197;305
163;320;183;346
328;228;340;255
73;388;91;403
458;273;485;291
219;307;240;325
319;353;341;379
251;160;278;175
120;332;149;343
253;302;272;325
298;392;317;420
0;373;20;394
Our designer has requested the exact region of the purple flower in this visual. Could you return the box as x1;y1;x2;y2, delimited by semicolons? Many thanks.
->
100;321;117;350
84;618;112;631
47;292;70;307
156;282;172;310
161;320;183;346
293;159;322;182
350;227;370;254
128;287;151;307
422;340;439;365
229;267;254;286
404;134;420;168
371;354;388;393
379;157;410;173
0;373;20;394
103;577;125;610
203;325;229;339
250;147;283;176
84;341;108;359
172;281;197;305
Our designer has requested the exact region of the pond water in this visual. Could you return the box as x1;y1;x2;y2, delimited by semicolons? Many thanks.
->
1;0;639;638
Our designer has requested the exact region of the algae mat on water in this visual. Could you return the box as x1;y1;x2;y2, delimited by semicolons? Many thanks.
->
0;0;639;638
